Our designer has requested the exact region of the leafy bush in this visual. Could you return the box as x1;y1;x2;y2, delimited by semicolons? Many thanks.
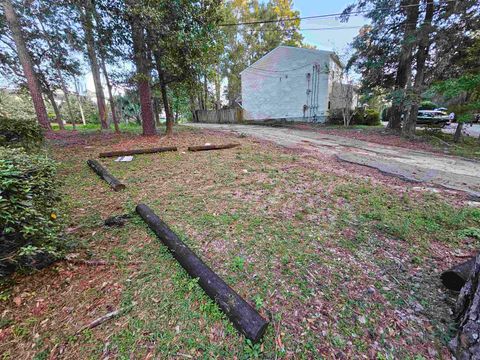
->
419;100;438;110
0;147;60;275
353;108;381;126
326;109;343;125
0;110;43;151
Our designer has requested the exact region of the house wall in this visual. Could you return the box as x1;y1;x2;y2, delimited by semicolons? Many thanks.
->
241;47;333;122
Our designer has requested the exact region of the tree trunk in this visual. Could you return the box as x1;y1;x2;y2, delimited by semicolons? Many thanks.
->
403;0;434;139
80;0;108;130
100;58;120;133
2;0;51;131
159;72;173;136
57;69;76;129
449;255;480;359
128;9;156;136
91;4;119;133
46;89;65;130
149;44;174;136
214;67;221;110
203;74;208;110
74;79;86;125
454;122;464;143
153;97;160;126
388;0;420;131
36;14;75;130
189;95;197;122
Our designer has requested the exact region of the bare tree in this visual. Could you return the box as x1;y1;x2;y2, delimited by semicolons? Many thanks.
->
331;67;358;127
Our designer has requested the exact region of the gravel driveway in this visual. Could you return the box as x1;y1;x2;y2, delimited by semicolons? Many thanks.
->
186;123;480;198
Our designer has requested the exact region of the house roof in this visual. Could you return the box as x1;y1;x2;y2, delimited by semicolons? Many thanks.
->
240;45;341;75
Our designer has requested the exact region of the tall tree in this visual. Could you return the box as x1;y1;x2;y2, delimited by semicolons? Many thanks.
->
388;0;420;130
402;0;434;138
92;3;120;133
1;0;50;130
126;1;156;136
344;0;479;137
79;0;108;130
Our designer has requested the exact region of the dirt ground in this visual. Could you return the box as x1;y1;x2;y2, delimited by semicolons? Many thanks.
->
188;123;480;199
1;127;479;359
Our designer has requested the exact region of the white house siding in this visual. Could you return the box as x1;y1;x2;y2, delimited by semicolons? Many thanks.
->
241;46;336;122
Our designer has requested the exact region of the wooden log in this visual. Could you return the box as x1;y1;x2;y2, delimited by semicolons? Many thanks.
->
441;256;477;291
99;146;177;158
449;255;480;358
87;159;125;191
136;203;268;342
187;143;240;152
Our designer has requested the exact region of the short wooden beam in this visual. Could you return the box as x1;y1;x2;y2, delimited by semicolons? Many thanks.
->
87;159;125;191
187;143;240;152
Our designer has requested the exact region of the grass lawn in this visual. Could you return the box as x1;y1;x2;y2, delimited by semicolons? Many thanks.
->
49;122;144;134
1;126;479;359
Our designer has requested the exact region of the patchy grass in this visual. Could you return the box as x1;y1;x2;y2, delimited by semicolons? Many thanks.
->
1;127;479;358
418;128;480;159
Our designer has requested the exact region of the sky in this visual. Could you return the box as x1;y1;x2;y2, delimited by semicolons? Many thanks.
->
293;0;368;55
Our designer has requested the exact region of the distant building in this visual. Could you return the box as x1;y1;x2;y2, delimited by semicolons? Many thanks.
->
241;46;354;123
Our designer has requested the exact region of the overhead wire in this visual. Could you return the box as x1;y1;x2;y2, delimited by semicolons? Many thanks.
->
219;0;458;27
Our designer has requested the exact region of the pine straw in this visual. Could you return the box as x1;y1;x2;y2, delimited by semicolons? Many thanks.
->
1;127;478;359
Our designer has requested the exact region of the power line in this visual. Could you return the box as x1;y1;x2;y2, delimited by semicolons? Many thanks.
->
245;25;363;32
219;0;458;27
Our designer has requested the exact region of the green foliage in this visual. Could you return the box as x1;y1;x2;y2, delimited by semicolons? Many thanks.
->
0;112;44;151
419;100;438;110
0;147;61;271
353;108;380;126
429;74;480;122
458;227;480;240
432;74;480;100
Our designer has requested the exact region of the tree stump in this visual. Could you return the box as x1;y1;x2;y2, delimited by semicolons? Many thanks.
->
449;255;480;358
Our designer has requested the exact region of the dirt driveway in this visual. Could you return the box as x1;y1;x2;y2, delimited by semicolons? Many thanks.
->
187;123;480;198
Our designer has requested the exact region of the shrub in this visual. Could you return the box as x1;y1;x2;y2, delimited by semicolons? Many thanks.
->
326;109;344;125
0;147;60;275
352;108;381;126
0;111;43;151
419;100;438;110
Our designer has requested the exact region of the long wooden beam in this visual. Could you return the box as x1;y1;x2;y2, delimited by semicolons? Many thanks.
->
99;146;177;158
136;204;268;342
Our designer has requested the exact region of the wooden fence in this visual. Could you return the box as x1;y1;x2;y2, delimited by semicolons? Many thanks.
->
195;109;242;124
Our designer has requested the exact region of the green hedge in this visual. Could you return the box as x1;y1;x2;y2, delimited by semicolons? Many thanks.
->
0;110;43;151
0;147;60;275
